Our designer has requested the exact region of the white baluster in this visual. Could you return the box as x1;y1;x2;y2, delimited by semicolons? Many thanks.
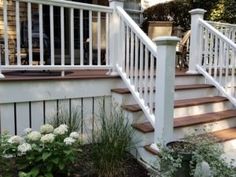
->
70;8;74;65
28;2;32;65
97;12;101;65
80;9;84;66
50;5;55;65
39;4;44;65
16;0;21;65
60;7;65;66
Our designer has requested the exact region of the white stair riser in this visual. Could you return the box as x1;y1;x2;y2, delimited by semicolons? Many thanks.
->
174;117;236;139
174;101;233;117
221;139;236;152
111;92;136;105
133;130;154;146
125;111;147;124
175;88;218;100
175;76;205;85
113;88;219;106
134;147;160;169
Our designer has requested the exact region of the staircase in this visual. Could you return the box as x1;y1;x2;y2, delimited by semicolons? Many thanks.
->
111;72;236;168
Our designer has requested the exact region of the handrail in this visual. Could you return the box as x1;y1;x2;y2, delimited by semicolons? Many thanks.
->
116;6;157;55
18;0;113;12
199;19;236;48
115;5;178;143
207;21;236;28
197;19;236;107
1;0;112;75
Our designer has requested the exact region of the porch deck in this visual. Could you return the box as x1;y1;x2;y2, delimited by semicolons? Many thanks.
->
0;69;187;81
0;69;120;81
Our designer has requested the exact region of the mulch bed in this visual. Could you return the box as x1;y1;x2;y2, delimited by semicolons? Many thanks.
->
71;145;150;177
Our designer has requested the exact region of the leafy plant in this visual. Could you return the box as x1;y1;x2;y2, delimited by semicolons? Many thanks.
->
0;124;81;177
91;107;135;177
49;106;81;134
159;134;236;177
143;0;236;32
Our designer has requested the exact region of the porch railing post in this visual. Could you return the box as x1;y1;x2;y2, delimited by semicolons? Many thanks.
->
153;36;179;146
108;0;124;75
188;9;206;74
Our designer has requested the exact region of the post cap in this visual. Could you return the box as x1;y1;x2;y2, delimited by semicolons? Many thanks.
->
189;9;206;15
153;36;180;46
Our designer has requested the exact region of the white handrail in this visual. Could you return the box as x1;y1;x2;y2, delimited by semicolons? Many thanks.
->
115;5;178;144
197;19;236;107
1;0;113;74
18;0;113;12
116;6;157;55
207;21;236;28
199;19;236;48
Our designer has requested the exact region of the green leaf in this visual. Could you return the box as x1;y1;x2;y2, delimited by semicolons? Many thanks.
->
18;172;29;177
45;173;53;177
52;157;59;164
42;152;51;161
30;167;39;177
59;162;65;170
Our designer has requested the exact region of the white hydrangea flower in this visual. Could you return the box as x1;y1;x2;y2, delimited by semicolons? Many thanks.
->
27;131;41;141
69;132;80;139
24;128;32;134
18;143;32;154
53;124;68;135
40;124;54;134
8;136;24;145
40;133;55;143
64;137;75;145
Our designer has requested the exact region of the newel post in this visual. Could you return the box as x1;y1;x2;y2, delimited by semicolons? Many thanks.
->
153;36;179;146
108;0;124;75
188;9;206;74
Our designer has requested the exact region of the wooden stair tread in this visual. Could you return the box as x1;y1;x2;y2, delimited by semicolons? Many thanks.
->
144;145;161;156
111;84;214;94
123;96;228;112
175;109;236;128
132;122;154;133
132;110;236;133
175;96;228;108
144;127;236;155
175;84;214;90
210;127;236;142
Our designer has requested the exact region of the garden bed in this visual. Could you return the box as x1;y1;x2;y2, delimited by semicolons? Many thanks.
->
71;145;149;177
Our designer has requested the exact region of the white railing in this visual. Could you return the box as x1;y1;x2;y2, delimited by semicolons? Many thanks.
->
1;0;113;74
207;21;236;43
192;16;236;105
115;6;178;144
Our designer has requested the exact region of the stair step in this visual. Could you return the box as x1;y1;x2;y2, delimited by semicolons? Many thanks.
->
123;96;228;112
144;145;160;156
144;127;236;155
111;84;214;95
210;127;236;142
132;110;236;133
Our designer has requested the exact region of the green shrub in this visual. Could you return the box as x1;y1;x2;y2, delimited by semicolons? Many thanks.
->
0;124;81;177
143;0;236;31
91;107;134;177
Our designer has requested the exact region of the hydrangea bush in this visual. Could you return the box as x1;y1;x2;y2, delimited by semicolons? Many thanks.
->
0;124;81;177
